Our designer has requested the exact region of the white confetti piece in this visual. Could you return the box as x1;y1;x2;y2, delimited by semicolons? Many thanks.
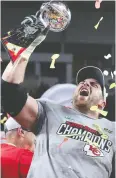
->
104;54;111;59
103;70;109;76
111;71;114;79
105;93;108;98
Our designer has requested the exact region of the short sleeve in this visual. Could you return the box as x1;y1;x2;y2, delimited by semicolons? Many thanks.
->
19;150;33;178
32;100;46;135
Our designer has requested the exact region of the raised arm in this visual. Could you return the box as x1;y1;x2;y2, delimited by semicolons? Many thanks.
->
1;17;49;131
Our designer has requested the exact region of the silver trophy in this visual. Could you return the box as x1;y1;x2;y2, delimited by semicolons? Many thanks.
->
38;1;71;32
1;1;71;62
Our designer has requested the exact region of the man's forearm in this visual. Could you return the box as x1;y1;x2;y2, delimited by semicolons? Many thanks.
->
1;15;49;128
2;52;31;84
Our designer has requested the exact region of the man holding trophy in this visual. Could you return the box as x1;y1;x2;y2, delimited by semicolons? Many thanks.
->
1;1;115;178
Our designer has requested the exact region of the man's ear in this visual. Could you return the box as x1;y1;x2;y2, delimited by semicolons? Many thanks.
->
17;128;24;137
98;100;106;110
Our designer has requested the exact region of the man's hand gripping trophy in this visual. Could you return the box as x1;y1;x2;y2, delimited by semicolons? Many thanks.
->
1;8;49;68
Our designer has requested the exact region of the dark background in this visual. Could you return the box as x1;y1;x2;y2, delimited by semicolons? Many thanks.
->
1;1;115;177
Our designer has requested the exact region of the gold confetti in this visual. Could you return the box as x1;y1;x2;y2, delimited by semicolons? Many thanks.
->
60;133;84;137
93;124;104;135
93;124;108;140
86;138;99;147
50;54;60;69
84;123;108;147
101;134;108;139
109;83;116;89
0;117;7;124
94;17;103;30
90;106;98;111
90;105;108;117
98;110;108;117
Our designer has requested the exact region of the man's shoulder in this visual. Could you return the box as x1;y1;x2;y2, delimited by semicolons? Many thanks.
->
1;144;25;159
36;98;60;107
100;117;115;124
1;144;33;154
100;117;115;129
14;148;33;161
19;149;33;164
36;98;73;107
36;98;56;103
1;143;7;148
35;98;74;115
21;149;33;156
1;143;17;149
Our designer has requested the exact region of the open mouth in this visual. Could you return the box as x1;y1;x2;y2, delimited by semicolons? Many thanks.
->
79;88;89;96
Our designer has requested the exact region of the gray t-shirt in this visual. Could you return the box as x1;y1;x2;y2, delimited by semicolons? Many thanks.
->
27;99;115;178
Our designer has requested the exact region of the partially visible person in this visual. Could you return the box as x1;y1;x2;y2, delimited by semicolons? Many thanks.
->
1;117;35;178
0;131;6;144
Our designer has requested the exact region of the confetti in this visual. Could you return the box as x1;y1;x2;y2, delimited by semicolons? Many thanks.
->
58;137;68;148
103;70;109;76
104;54;111;60
94;17;103;30
101;134;108;139
105;93;108;98
86;138;99;147
90;105;108;117
59;133;85;138
98;110;108;117
93;124;108;140
93;124;104;135
50;54;60;69
95;0;103;9
111;71;114;79
104;87;108;98
0;117;7;124
90;106;98;111
8;31;11;35
109;83;116;89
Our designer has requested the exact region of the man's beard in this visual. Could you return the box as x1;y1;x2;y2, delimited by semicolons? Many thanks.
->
73;94;96;114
